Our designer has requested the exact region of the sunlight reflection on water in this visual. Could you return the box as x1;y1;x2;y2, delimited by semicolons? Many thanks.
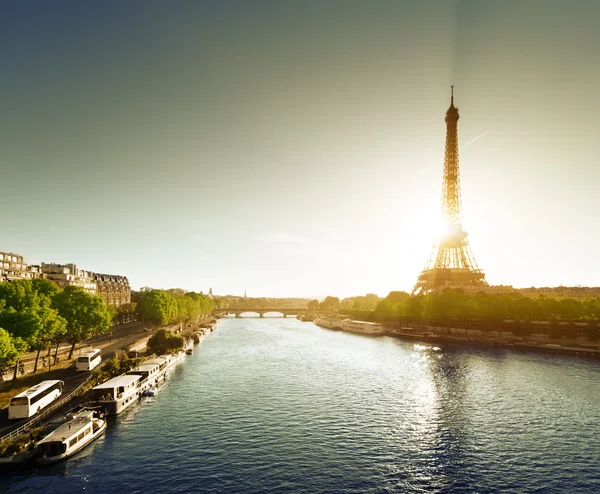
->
3;318;600;493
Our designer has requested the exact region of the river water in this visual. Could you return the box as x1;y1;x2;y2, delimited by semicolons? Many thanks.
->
2;317;600;493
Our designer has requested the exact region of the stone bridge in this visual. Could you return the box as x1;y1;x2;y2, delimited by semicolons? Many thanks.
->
214;308;306;318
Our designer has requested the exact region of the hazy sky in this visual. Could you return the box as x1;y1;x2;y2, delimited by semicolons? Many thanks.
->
2;0;599;298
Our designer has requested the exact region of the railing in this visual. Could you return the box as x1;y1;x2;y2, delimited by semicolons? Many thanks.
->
0;374;95;444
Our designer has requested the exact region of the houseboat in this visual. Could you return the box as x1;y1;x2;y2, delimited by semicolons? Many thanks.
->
90;374;143;416
127;361;165;389
314;317;345;330
36;408;106;465
340;320;385;335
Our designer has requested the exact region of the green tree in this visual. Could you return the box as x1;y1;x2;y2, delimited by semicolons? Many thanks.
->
319;296;340;311
136;288;177;327
113;302;137;325
147;329;184;355
307;299;319;312
0;279;67;378
0;327;20;377
53;286;113;359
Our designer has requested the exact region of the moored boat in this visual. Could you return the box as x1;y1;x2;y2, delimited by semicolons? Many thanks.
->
340;320;385;335
90;374;143;416
314;317;345;330
36;408;106;465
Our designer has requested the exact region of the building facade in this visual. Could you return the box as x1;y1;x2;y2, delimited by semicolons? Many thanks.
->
1;250;132;308
93;273;131;307
40;263;97;293
0;251;42;282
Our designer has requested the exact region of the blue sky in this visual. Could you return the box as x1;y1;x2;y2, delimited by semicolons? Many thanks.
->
1;0;599;297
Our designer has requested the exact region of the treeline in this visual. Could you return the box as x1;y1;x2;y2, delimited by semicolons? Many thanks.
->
374;289;600;322
133;288;215;327
216;296;311;310
0;279;113;378
307;294;382;312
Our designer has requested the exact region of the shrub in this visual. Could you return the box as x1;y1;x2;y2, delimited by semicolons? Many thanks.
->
147;329;184;355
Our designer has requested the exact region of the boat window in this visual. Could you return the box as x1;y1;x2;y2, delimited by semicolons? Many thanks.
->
69;437;78;447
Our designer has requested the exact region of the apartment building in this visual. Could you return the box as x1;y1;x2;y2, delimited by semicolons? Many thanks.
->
93;273;131;307
0;251;42;282
40;262;97;293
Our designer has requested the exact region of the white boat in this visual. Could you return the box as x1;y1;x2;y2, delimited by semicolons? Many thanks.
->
90;352;186;415
36;408;106;465
314;317;345;330
340;320;385;335
127;360;166;389
90;374;143;416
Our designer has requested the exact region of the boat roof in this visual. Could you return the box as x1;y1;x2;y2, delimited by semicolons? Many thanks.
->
136;363;160;371
144;357;167;366
13;380;62;399
347;320;381;325
93;374;141;390
38;412;95;444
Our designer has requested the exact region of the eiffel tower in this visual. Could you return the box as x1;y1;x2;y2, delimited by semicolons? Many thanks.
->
412;87;488;295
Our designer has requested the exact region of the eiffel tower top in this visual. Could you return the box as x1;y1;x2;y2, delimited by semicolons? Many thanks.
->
446;85;459;122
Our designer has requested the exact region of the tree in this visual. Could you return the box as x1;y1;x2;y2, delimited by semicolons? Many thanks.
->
307;299;319;312
0;279;66;378
113;303;137;325
0;327;20;378
136;289;177;327
53;286;113;359
319;296;340;311
147;329;184;355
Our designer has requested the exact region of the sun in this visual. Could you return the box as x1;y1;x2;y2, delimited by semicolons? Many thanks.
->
406;203;447;246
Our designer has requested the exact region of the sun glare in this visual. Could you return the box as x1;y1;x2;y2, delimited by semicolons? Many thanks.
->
406;204;446;246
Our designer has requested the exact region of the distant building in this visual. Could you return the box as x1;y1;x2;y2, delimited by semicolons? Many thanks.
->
1;250;131;308
0;251;42;282
93;273;131;307
40;263;97;294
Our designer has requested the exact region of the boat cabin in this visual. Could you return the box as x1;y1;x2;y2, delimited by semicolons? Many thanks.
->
37;410;98;458
127;362;162;383
91;374;142;401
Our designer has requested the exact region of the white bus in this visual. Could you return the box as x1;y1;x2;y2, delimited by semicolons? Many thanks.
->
76;349;102;372
8;380;64;419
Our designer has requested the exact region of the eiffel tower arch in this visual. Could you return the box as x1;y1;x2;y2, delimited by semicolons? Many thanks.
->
412;87;488;295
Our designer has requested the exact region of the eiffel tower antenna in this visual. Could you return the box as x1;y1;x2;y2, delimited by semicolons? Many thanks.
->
412;87;488;295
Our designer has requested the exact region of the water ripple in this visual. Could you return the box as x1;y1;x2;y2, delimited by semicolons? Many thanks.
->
3;318;600;493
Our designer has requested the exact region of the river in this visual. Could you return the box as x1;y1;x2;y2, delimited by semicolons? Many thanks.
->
2;317;600;493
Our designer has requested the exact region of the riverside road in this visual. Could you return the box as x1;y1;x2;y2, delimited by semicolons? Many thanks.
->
0;322;153;439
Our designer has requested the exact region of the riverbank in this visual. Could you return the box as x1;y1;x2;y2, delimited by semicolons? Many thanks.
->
0;316;218;447
385;327;600;360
